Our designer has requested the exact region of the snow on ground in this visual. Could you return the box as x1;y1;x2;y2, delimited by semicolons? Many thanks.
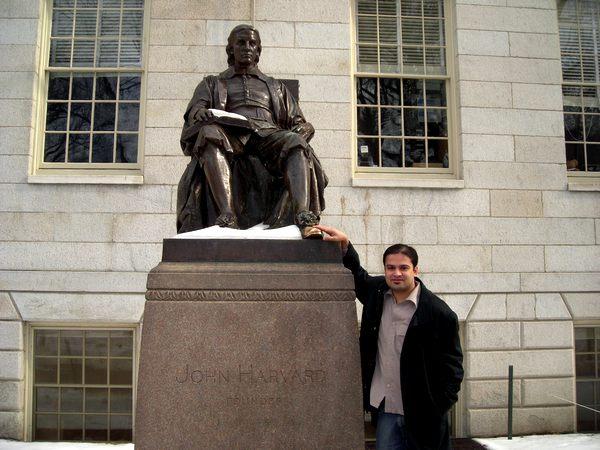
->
0;441;132;450
1;435;600;449
476;433;600;449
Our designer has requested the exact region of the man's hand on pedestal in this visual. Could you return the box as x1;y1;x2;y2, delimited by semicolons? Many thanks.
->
315;225;349;254
193;107;214;123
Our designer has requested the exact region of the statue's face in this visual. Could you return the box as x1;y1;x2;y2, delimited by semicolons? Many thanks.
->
231;29;260;68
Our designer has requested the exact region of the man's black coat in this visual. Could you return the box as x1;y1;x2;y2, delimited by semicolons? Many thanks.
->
343;243;464;450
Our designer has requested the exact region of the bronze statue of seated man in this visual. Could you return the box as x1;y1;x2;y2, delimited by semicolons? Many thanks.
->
177;24;328;239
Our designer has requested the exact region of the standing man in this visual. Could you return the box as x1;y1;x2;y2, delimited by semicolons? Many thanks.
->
316;225;463;450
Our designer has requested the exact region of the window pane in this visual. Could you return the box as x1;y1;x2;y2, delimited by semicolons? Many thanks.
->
61;387;83;412
109;359;132;385
61;414;83;441
379;16;398;44
576;353;596;377
48;74;70;100
357;77;378;105
35;357;58;384
85;328;112;356
357;0;376;14
92;134;115;162
424;19;444;46
566;143;585;171
563;85;582;111
52;10;74;37
428;139;448;167
123;0;144;6
110;415;132;441
405;139;426;166
565;114;584;141
381;139;403;167
110;331;133;356
403;79;423;106
49;39;72;66
85;358;108;384
44;134;67;162
72;74;94;100
578;407;596;432
117;103;140;131
380;78;401;105
46;103;68;131
381;109;402;136
401;19;422;45
588;144;600;171
380;46;400;72
101;0;122;6
97;39;119;66
404;108;425;136
357;137;379;167
85;414;108;441
357;44;378;71
423;0;443;17
357;107;378;136
60;358;83;384
400;0;421;16
119;40;142;67
110;388;132;413
60;331;83;356
119;74;141;100
55;0;75;6
75;9;97;36
94;103;116;130
85;388;108;413
585;115;600;141
426;79;446;107
379;0;397;15
36;387;59;412
99;9;120;36
425;47;445;75
35;414;59;441
402;46;424;74
427;108;447;137
116;134;138;162
70;102;92;131
68;134;90;163
577;380;594;405
96;75;117;100
122;10;143;37
72;40;95;66
583;86;600;113
35;330;59;356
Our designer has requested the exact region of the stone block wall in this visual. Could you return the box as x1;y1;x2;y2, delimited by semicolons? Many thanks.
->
0;0;598;440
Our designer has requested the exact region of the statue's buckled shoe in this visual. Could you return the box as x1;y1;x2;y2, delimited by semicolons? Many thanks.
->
296;210;323;240
215;212;239;229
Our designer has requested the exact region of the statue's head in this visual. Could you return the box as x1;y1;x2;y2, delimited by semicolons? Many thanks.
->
226;24;262;67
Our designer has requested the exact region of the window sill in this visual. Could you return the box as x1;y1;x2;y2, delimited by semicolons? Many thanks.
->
28;172;144;185
352;175;464;189
567;180;600;192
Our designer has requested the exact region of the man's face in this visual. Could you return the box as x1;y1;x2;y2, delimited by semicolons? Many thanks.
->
232;30;260;68
384;252;419;294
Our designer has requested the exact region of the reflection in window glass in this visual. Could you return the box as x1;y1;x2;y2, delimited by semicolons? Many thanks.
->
32;329;135;443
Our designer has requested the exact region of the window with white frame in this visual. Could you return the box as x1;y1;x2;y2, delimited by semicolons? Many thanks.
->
575;326;600;432
353;0;452;173
558;0;600;174
31;327;136;442
39;0;145;172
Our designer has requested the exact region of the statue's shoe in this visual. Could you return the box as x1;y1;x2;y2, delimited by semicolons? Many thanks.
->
300;225;323;239
295;210;322;239
215;212;239;229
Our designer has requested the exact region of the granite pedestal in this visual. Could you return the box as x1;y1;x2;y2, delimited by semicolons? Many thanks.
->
135;239;364;449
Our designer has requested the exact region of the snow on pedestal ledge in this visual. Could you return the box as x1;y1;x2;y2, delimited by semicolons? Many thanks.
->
173;223;302;240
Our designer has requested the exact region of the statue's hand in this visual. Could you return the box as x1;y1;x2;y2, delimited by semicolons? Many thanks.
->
192;108;214;123
292;122;315;142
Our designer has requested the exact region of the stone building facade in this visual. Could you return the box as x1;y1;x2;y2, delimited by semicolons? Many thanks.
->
0;0;599;443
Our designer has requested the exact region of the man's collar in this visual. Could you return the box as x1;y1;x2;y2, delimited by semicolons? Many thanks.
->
220;65;266;80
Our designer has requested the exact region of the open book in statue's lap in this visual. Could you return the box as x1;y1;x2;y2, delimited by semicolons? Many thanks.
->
177;25;328;239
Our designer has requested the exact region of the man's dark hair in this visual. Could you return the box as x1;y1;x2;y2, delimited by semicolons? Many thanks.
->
226;24;262;66
383;244;418;267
